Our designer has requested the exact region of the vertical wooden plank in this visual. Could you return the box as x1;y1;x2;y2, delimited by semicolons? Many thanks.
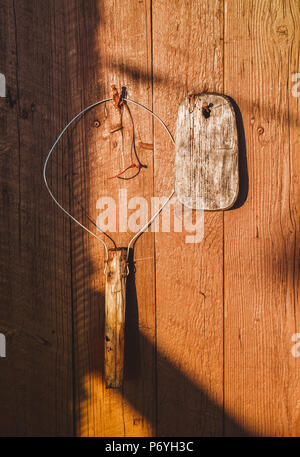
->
289;1;300;435
153;0;225;436
0;0;73;436
224;0;300;436
66;0;156;436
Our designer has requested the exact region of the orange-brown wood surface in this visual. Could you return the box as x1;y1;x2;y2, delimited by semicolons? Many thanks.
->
0;0;299;437
223;0;300;436
0;0;73;436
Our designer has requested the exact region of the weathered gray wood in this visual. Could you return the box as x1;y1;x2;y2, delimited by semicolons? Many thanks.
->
105;248;127;388
175;94;239;210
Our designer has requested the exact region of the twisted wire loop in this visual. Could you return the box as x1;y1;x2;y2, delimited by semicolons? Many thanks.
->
43;95;175;273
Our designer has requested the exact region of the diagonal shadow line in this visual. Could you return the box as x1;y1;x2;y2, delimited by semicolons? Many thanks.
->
74;255;252;437
68;0;253;438
108;59;298;128
124;260;252;437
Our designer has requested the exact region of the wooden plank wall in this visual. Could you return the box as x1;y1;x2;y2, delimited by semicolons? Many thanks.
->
0;0;73;436
224;0;300;436
0;0;299;437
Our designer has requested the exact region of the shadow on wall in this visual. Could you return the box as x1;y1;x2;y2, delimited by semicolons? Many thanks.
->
228;96;248;210
108;71;249;211
109;59;298;128
129;257;251;436
65;0;251;437
74;265;251;437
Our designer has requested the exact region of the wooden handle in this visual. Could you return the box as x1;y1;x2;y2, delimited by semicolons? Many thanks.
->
105;248;127;388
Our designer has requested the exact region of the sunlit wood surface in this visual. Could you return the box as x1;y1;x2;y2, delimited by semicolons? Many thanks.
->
0;0;299;437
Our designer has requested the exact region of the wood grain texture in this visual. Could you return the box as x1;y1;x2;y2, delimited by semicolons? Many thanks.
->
105;248;127;389
289;1;300;435
0;0;299;438
153;0;225;437
0;0;73;436
224;0;300;436
65;0;156;437
175;93;239;210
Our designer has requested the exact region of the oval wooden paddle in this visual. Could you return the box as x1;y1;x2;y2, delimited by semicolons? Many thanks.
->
175;93;239;211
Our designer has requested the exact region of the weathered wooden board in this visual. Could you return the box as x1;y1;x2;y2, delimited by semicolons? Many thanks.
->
153;0;225;437
175;94;238;210
105;248;127;389
0;0;299;439
224;0;300;437
0;0;73;436
289;3;300;436
67;0;156;437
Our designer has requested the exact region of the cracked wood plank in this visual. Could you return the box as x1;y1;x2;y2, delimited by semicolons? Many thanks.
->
175;93;239;210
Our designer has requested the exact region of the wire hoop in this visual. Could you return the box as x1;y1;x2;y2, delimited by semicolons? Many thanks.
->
43;96;175;268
